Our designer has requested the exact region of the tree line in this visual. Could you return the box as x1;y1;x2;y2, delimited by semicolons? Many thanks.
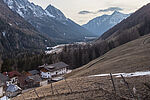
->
1;16;150;72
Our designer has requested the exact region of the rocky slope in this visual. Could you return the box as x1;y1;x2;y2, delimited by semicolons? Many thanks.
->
0;0;55;55
83;11;130;36
4;0;93;43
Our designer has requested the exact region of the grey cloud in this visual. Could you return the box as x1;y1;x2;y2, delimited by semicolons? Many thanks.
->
98;7;123;13
78;7;123;15
78;10;94;14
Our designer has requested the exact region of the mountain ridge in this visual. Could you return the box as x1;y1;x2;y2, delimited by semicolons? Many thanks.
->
83;11;130;36
98;3;150;41
4;0;93;44
0;0;55;55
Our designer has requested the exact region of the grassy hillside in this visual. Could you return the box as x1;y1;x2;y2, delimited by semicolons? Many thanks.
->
66;34;150;78
12;75;150;100
11;34;150;100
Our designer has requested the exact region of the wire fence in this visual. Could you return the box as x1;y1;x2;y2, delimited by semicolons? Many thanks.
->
13;74;149;100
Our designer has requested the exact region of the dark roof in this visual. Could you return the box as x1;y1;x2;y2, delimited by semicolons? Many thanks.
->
26;75;42;83
28;70;39;75
43;62;68;72
3;71;21;78
18;75;28;87
0;73;9;83
49;62;69;68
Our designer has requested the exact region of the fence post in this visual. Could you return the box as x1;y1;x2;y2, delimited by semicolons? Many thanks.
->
50;81;54;95
120;74;135;99
110;73;116;95
22;94;25;100
34;89;40;99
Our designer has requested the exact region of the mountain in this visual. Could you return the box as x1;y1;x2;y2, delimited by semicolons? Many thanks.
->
0;0;55;55
3;0;93;44
66;3;150;78
97;3;150;42
83;11;130;36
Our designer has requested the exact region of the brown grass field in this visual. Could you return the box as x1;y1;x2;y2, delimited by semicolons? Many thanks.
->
12;75;150;100
12;34;150;100
66;34;150;78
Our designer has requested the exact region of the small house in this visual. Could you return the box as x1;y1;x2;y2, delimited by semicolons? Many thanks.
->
0;73;10;84
6;84;22;98
40;62;68;79
3;71;21;86
0;73;10;97
26;75;42;88
0;80;5;97
0;73;9;96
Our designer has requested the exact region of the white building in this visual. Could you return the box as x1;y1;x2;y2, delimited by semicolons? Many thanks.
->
40;62;68;79
3;71;21;86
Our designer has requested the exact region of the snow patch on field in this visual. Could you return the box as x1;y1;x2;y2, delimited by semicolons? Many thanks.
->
89;71;150;78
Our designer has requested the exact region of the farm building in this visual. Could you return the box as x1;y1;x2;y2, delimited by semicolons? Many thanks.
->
3;71;21;86
40;62;68;78
25;75;42;88
6;84;21;98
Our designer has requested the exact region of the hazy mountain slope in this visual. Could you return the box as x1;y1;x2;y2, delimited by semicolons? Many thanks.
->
83;11;130;36
97;3;150;42
65;3;150;77
66;34;150;78
4;0;93;43
0;0;55;54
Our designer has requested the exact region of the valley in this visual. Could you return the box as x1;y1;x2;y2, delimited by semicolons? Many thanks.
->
0;0;150;100
11;31;150;100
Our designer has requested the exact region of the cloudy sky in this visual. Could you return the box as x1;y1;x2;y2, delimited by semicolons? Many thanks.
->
29;0;150;25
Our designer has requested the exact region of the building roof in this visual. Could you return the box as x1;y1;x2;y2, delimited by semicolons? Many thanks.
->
26;75;42;83
49;62;69;68
18;75;28;87
41;62;68;72
28;70;39;75
0;73;9;83
3;71;21;78
6;84;21;92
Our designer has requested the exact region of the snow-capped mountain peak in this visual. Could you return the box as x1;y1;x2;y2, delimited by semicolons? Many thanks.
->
3;0;66;20
3;0;93;43
45;5;67;20
83;11;130;36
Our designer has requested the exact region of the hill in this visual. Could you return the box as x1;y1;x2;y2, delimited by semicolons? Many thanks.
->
66;34;150;78
83;11;130;36
10;3;150;100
